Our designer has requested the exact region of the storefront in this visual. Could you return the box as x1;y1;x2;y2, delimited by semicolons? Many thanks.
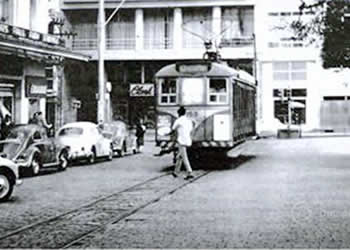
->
0;23;89;129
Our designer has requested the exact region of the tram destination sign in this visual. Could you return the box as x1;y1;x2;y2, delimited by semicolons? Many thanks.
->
129;83;154;97
176;62;211;74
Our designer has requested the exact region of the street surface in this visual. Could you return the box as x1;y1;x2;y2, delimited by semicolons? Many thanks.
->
1;133;350;248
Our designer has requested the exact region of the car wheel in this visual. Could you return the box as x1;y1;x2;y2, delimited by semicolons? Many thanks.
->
31;154;41;176
107;145;113;161
88;148;96;164
58;151;69;171
0;173;13;202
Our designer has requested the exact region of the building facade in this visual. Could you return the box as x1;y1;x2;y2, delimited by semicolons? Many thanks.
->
61;0;256;125
0;0;88;132
61;0;348;133
255;0;350;134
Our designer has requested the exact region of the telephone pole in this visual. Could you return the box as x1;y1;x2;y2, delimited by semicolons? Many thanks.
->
97;0;106;123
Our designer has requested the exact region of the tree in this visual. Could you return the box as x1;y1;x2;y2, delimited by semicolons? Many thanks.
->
291;0;350;68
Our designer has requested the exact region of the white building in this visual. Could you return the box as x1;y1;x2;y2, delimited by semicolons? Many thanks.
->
255;0;350;134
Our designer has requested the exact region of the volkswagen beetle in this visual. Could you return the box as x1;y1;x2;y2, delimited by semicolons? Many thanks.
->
0;156;22;202
0;124;70;176
56;122;113;164
101;121;137;157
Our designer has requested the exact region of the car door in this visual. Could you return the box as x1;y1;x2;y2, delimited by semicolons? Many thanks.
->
32;130;55;164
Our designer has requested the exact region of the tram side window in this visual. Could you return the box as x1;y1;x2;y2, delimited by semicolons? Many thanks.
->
209;79;227;104
160;78;177;104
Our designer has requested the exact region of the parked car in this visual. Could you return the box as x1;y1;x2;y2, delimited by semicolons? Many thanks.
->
0;156;22;201
56;122;113;164
101;120;137;157
0;124;70;176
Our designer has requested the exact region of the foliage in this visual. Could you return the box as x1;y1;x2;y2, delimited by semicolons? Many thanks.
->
291;0;350;68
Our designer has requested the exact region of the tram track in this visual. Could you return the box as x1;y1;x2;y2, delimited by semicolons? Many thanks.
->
0;171;210;248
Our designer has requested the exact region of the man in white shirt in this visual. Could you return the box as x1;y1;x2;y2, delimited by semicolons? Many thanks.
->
172;106;194;180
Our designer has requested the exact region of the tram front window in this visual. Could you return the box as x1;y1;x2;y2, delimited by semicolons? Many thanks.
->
160;78;177;104
181;78;205;105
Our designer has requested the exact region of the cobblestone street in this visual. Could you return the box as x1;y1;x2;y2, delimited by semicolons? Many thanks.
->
1;134;350;248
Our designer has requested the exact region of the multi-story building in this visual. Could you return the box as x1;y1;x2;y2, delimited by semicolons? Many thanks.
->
61;0;348;133
0;0;88;131
255;0;350;134
61;0;256;124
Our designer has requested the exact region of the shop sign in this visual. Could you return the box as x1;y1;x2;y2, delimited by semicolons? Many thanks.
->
28;30;41;41
25;76;47;98
43;34;60;45
12;26;26;38
129;83;154;97
0;23;10;34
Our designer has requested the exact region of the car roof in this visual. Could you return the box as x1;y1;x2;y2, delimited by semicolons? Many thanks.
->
11;124;45;132
59;121;98;130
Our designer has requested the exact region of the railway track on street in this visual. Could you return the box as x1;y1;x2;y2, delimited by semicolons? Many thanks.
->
0;171;210;248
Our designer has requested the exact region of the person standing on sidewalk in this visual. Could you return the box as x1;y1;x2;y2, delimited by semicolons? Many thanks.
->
172;106;194;180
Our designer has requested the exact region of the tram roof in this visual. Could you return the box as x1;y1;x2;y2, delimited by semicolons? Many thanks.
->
155;61;255;84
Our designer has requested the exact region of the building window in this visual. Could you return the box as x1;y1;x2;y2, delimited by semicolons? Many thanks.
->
183;7;212;48
45;66;54;91
144;9;173;49
273;88;307;125
273;61;307;81
0;0;9;22
159;78;177;104
208;79;228;104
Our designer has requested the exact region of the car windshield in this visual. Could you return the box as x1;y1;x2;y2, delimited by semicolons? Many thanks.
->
0;142;21;159
58;127;84;136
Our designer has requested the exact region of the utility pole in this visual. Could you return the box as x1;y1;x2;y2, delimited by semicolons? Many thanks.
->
97;0;106;123
97;0;125;123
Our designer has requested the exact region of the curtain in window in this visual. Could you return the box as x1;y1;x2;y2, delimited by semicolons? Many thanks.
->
106;9;135;49
144;9;173;49
182;8;212;48
222;7;254;39
71;11;97;39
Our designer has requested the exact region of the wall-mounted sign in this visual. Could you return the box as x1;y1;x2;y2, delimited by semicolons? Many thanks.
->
129;83;154;97
28;30;41;41
0;23;10;34
25;76;47;98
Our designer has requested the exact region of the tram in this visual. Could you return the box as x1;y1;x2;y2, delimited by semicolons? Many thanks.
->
155;60;256;155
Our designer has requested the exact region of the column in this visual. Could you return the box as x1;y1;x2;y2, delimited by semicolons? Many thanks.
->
14;0;30;29
135;9;144;50
173;8;183;50
212;6;221;46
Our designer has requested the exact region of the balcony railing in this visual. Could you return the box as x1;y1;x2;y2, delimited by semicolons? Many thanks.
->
144;38;173;50
219;37;254;48
0;22;65;47
106;38;135;50
72;38;98;50
71;36;254;51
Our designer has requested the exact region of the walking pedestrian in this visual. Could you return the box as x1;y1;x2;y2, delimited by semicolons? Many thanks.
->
136;118;146;152
171;106;194;180
30;111;52;135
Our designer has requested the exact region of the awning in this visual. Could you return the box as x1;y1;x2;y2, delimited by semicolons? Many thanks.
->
0;40;90;62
